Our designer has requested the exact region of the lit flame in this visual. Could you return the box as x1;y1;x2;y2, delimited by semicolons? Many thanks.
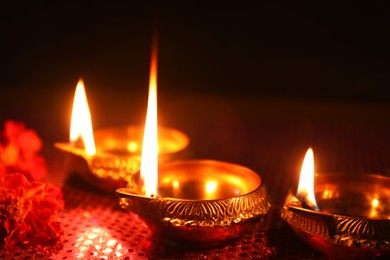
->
297;148;319;210
140;40;158;196
70;79;96;155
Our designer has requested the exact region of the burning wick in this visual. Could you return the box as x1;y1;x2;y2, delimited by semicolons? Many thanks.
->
140;35;159;197
296;148;319;211
70;78;96;156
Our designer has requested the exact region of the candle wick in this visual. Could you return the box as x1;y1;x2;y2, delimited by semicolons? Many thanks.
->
297;191;320;211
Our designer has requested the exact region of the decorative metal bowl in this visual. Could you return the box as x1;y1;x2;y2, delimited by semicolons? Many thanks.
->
116;159;270;247
281;173;390;259
55;125;189;192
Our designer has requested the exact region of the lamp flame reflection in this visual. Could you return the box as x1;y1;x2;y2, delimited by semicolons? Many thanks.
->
70;79;96;156
140;39;159;196
297;148;319;211
370;198;380;218
74;227;125;259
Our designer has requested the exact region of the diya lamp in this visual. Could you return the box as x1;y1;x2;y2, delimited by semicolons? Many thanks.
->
281;148;390;259
116;40;270;247
55;79;189;192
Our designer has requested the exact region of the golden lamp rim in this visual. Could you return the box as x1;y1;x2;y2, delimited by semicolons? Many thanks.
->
54;142;136;159
286;204;390;221
116;159;264;202
94;124;190;155
286;172;390;220
116;182;264;202
54;124;190;157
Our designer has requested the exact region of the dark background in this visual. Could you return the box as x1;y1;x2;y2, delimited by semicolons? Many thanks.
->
1;1;390;161
1;2;389;99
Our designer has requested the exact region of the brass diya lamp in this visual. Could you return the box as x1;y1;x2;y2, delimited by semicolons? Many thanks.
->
116;45;269;247
116;159;270;247
281;148;390;259
55;79;189;191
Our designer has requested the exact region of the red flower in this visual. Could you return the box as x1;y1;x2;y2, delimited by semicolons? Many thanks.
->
0;120;46;181
0;173;64;248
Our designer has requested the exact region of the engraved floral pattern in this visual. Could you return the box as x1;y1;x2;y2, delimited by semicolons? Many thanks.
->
334;216;390;242
282;191;390;249
152;186;270;227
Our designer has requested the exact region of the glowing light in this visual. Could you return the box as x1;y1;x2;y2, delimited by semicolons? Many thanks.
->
103;248;113;254
75;253;85;258
107;239;117;247
206;181;218;194
87;232;98;240
173;180;179;188
297;148;319;210
127;141;139;153
370;198;380;218
140;38;159;196
75;227;126;259
70;78;96;155
322;190;332;199
83;240;93;245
